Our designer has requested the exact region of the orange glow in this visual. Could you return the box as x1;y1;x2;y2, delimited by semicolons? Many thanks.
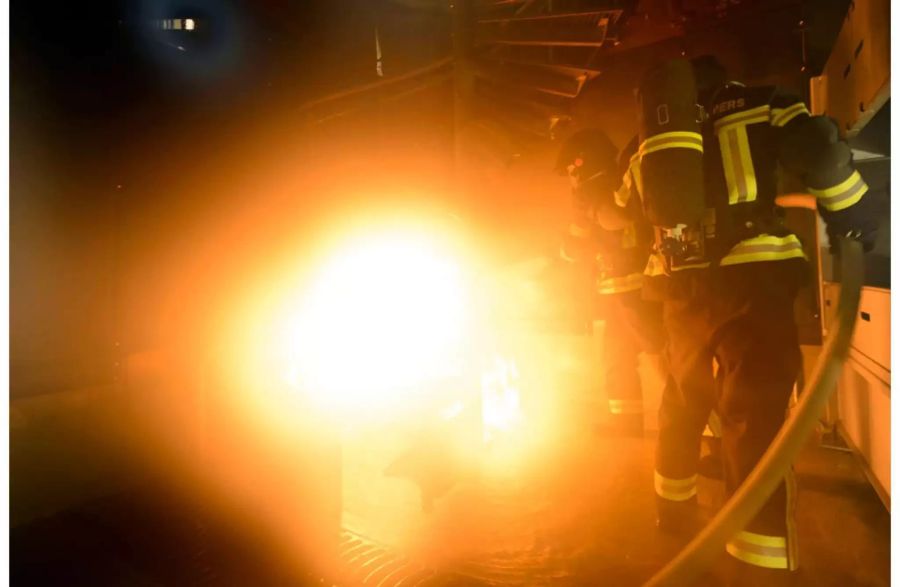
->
275;229;473;419
481;355;523;443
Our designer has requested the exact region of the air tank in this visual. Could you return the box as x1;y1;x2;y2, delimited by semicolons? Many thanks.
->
636;58;706;228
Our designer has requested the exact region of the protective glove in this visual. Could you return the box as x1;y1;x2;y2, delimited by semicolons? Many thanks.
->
822;196;879;254
827;225;877;254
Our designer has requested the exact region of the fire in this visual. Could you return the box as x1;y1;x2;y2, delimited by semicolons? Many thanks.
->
275;230;472;419
481;355;523;443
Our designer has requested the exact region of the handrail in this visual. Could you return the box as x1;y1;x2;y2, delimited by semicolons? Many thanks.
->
477;9;623;24
775;193;817;211
644;237;865;586
297;56;453;113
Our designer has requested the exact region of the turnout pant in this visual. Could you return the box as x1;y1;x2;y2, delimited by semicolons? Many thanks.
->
603;290;666;417
655;260;805;571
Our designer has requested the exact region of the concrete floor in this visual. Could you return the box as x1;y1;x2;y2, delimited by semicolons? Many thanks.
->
9;381;890;587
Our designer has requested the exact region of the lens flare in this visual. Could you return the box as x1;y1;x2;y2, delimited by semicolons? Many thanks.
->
481;355;522;443
278;232;471;417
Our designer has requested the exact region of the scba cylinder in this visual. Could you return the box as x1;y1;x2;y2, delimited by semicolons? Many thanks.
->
636;59;706;228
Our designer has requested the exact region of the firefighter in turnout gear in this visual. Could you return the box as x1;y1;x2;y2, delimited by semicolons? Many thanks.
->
600;56;878;585
555;128;666;437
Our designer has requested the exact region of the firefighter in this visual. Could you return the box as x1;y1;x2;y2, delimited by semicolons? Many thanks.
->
600;56;878;585
555;128;666;437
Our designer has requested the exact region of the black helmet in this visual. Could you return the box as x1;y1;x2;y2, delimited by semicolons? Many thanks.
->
690;54;728;96
554;128;617;182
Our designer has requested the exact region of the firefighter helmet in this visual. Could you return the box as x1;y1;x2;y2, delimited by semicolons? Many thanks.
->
554;128;618;185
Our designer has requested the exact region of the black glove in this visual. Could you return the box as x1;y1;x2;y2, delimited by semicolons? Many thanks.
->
818;189;879;254
827;226;877;255
821;184;880;254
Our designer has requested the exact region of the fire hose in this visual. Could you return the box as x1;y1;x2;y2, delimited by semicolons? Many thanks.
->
644;236;865;586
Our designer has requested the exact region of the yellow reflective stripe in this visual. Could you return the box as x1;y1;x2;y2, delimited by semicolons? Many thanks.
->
641;131;703;148
630;153;644;200
672;260;710;271
718;124;757;204
714;105;770;131
734;127;757;202
770;102;809;127
615;169;633;207
735;531;787;548
569;222;590;238
639;131;704;157
706;410;723;437
810;170;862;196
654;471;698;501
716;106;767;204
642;252;710;276
644;253;666;277
597;272;643;295
720;234;807;266
642;141;704;156
608;399;643;415
726;531;789;570
719;127;741;204
809;170;869;211
726;546;789;569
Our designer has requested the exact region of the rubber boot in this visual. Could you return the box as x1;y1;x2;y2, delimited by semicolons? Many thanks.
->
594;413;644;438
724;554;801;587
656;495;702;538
698;437;724;480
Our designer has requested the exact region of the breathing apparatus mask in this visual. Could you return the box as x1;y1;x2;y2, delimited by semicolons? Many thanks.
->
556;128;618;202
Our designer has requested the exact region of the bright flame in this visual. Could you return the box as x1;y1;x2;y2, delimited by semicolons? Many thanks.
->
481;355;522;442
278;232;470;416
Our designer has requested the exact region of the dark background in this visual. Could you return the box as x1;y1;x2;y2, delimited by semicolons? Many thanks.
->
10;0;889;395
11;0;455;398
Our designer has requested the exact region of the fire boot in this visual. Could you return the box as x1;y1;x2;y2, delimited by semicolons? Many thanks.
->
593;413;644;438
724;553;802;587
656;495;703;539
698;437;724;480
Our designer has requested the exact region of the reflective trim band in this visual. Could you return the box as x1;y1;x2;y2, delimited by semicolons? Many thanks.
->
719;234;807;266
770;102;809;127
644;253;667;277
654;471;698;502
809;170;869;212
672;260;710;272
714;105;770;131
597;271;643;295
569;222;591;238
642;253;709;276
706;410;723;437
726;531;790;569
719;124;757;204
630;154;644;202
615;169;633;207
630;151;642;165
639;131;703;157
609;398;643;415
